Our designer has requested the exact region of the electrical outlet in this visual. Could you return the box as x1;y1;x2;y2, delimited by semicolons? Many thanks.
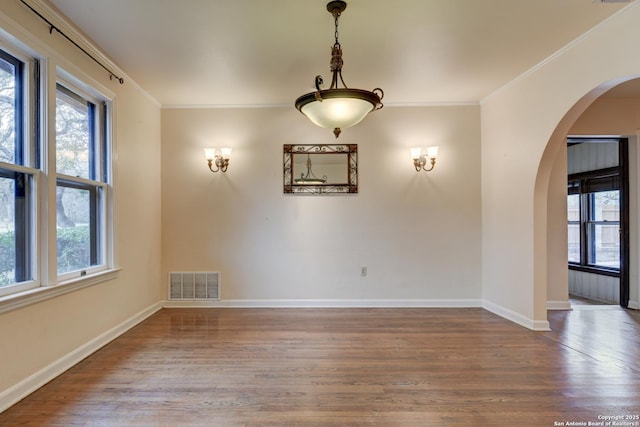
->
361;266;367;277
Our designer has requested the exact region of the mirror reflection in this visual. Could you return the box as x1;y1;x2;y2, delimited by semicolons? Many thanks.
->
293;154;348;185
283;144;358;194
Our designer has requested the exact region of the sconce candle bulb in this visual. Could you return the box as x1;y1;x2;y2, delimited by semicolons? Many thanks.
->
204;147;231;173
411;146;438;172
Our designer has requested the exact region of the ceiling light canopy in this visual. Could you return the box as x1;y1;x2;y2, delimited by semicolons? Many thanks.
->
295;1;383;138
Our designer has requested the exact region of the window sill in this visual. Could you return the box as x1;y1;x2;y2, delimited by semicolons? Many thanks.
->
0;268;122;315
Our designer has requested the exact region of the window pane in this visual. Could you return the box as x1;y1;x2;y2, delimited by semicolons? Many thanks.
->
0;175;16;286
0;171;30;286
56;87;93;179
568;224;580;263
591;190;619;221
567;194;580;222
56;185;92;274
0;55;18;164
588;223;620;268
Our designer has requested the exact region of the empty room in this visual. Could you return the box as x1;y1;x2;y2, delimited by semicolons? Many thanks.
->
1;0;639;425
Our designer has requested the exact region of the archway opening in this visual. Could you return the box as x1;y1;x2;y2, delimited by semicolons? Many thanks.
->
536;76;640;322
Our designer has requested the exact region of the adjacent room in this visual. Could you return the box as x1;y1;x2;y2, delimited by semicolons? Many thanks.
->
1;0;639;424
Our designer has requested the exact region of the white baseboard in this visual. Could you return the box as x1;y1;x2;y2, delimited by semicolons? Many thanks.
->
547;300;572;310
163;299;553;331
628;300;639;310
0;301;163;413
162;298;484;309
482;300;551;331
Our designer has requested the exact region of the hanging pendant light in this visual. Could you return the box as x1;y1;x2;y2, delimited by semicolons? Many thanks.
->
295;1;384;138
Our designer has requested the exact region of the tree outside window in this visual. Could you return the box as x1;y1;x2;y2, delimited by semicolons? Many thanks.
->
55;83;105;276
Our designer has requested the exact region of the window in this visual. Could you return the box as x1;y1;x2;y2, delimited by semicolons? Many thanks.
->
587;190;620;268
0;49;36;295
55;82;109;279
568;168;620;274
0;50;23;165
567;193;580;264
0;41;114;302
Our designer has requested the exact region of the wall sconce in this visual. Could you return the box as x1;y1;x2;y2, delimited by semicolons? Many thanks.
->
410;146;439;172
204;148;231;173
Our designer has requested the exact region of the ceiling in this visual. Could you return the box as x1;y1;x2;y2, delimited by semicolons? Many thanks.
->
45;0;636;107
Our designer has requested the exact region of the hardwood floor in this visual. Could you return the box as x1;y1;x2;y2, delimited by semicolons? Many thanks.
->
1;307;639;426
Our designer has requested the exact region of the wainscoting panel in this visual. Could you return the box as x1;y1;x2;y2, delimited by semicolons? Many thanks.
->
568;269;619;304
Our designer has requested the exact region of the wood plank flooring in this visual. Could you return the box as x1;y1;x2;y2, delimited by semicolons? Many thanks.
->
1;307;639;426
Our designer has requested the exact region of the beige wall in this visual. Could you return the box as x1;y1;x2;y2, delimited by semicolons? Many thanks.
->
546;144;569;307
3;0;640;411
481;2;640;329
571;97;640;135
161;105;482;303
0;1;162;401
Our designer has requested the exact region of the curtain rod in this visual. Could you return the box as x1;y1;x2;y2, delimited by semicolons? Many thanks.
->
18;0;125;84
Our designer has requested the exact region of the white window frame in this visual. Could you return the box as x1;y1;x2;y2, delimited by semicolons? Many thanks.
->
0;43;40;297
0;32;118;313
54;76;112;282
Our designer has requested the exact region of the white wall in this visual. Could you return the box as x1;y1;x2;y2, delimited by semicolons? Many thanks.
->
161;106;482;305
0;1;162;408
481;2;640;329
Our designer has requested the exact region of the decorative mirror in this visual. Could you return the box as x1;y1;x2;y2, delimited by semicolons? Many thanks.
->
283;144;358;194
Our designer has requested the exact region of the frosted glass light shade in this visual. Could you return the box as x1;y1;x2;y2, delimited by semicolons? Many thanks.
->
300;97;374;130
427;146;439;159
411;146;439;159
204;147;231;160
295;88;382;136
203;148;216;160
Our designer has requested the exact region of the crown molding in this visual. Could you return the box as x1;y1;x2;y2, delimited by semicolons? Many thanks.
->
481;0;640;105
24;0;124;81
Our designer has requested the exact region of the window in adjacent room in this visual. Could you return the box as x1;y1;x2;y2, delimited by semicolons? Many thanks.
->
567;168;621;274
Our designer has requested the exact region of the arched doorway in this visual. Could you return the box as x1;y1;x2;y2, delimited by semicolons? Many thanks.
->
537;78;640;321
481;5;640;331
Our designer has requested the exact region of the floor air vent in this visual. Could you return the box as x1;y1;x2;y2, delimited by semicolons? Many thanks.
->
168;271;220;300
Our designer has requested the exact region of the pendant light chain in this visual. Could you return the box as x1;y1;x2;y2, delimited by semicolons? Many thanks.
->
334;9;341;46
330;7;346;89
